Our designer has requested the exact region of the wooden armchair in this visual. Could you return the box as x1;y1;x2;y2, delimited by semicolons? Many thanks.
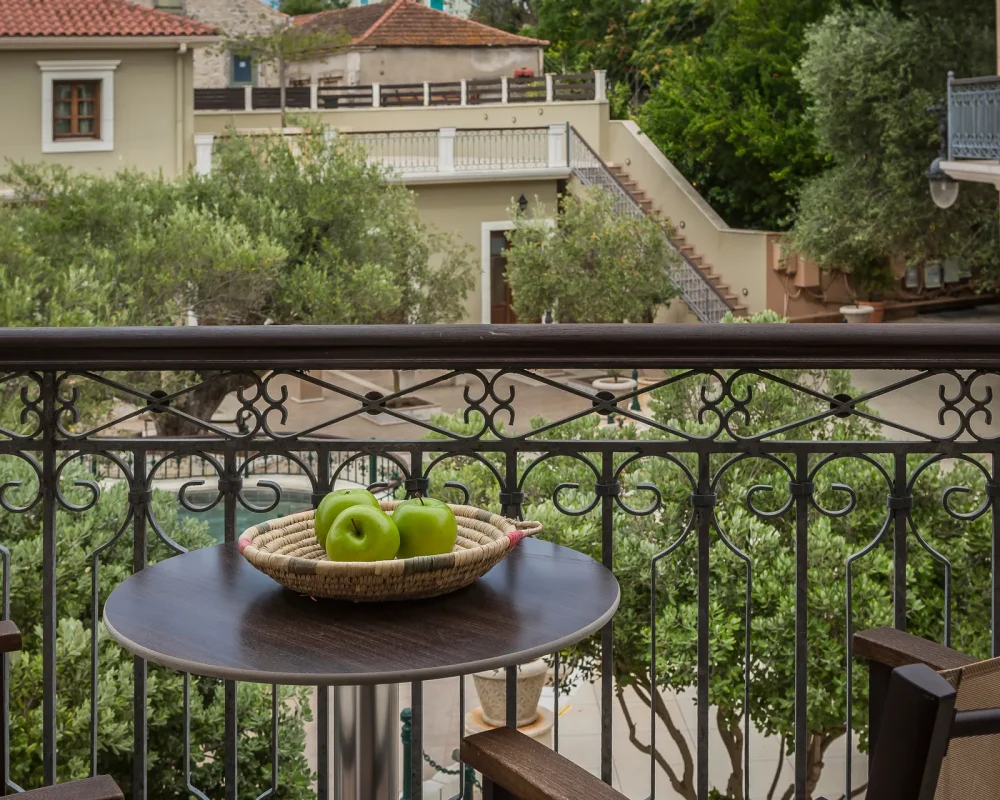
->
0;621;123;800
464;628;1000;800
853;627;1000;800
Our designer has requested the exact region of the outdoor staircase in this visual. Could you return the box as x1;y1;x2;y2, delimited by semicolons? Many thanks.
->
608;164;748;317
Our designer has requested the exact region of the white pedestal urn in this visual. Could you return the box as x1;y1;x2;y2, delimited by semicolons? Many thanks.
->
840;304;875;324
591;375;638;410
472;659;548;727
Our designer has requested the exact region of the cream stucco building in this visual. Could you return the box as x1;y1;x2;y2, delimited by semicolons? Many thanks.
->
0;0;220;181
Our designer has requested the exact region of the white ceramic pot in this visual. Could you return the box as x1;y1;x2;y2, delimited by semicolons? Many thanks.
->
472;658;548;727
840;305;874;324
591;377;638;409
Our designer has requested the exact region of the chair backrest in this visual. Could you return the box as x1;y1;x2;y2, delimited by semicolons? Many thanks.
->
866;659;1000;800
935;656;1000;800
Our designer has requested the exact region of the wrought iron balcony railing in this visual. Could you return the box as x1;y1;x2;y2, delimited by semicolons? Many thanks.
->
948;73;1000;160
1;323;999;800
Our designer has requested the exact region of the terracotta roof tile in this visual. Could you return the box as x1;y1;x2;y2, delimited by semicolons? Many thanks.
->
295;0;545;48
0;0;220;38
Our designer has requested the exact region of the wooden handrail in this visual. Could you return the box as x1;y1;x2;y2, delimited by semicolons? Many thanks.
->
854;627;976;672
461;728;626;800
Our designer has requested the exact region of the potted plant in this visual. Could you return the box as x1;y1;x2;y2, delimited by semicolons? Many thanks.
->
472;659;549;727
591;369;638;408
852;259;896;323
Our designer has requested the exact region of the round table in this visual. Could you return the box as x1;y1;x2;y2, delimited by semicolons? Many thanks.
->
104;537;619;799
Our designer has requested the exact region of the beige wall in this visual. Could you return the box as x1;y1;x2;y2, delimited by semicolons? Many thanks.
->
137;0;283;88
358;46;543;85
195;98;609;152
412;180;559;322
289;46;543;87
0;48;195;181
603;120;771;316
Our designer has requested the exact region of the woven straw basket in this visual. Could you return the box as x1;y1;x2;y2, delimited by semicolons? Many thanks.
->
237;500;543;602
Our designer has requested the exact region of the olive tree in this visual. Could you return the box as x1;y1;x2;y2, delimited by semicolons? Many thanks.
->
503;187;679;323
0;131;475;434
789;7;999;294
423;313;992;799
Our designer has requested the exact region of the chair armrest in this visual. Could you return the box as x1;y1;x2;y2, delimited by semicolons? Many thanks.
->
854;627;976;671
0;620;22;655
19;775;123;800
461;728;627;800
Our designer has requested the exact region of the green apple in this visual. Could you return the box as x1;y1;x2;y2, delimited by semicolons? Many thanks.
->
393;497;458;559
325;505;400;562
315;488;381;548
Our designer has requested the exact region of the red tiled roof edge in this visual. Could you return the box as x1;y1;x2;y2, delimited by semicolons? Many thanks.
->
0;0;221;38
352;0;407;44
293;0;547;48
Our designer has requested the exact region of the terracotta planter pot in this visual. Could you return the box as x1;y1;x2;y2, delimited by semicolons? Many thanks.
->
472;658;548;727
861;300;887;323
840;305;874;324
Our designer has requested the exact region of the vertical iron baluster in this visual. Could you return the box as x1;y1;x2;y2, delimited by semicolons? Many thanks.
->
502;446;521;730
40;372;57;786
269;684;279;798
316;449;332;800
993;454;999;657
183;673;210;800
695;453;712;800
457;675;466;799
505;668;517;729
223;450;241;800
893;454;908;632
410;681;423;800
792;454;811;800
0;543;10;792
552;651;559;753
132;450;148;800
599;452;615;786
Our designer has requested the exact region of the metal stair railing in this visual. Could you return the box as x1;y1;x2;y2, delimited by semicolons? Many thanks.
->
567;125;733;323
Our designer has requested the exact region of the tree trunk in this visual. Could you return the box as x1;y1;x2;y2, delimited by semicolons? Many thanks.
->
717;708;745;800
150;372;259;437
279;54;287;129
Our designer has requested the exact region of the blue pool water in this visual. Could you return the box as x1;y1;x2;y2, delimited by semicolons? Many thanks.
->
176;488;313;543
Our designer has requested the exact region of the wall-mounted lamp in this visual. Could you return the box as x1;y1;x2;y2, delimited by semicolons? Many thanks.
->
518;194;529;213
927;99;959;209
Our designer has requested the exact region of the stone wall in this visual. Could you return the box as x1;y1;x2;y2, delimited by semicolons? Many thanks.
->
136;0;284;87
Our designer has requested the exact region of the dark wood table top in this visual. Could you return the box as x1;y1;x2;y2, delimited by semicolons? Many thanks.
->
103;538;619;686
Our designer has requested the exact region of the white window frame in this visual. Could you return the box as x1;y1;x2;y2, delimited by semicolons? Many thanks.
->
38;60;119;154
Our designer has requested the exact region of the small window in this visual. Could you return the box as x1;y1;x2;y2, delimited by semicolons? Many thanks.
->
52;80;100;140
231;54;254;86
430;0;444;9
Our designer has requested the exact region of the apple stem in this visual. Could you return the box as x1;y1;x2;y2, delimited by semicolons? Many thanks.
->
418;494;425;506
351;518;360;535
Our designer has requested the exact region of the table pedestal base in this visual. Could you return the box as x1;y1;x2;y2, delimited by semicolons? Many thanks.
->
333;685;398;800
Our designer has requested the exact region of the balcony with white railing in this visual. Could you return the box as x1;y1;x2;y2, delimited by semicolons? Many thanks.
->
192;124;736;322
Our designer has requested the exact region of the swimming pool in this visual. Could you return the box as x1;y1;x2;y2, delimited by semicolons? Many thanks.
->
176;487;313;543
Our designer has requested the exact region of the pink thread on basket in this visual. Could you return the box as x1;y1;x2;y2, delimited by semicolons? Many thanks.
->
507;530;524;548
237;536;250;554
